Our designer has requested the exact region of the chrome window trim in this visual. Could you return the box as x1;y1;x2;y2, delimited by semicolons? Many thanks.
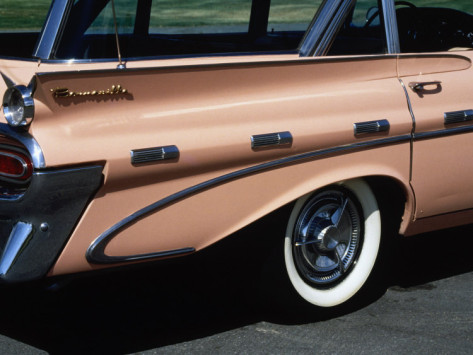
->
381;0;401;54
86;133;411;265
313;0;356;57
34;50;300;64
36;53;466;78
33;0;73;60
31;0;402;62
36;54;400;78
299;0;344;57
0;123;46;169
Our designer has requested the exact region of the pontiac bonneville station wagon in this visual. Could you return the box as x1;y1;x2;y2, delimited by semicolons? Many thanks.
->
1;0;473;309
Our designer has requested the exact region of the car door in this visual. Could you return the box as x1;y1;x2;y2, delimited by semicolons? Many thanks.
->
397;1;473;220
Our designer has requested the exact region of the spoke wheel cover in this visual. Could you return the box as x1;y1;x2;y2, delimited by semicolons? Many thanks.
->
292;189;362;287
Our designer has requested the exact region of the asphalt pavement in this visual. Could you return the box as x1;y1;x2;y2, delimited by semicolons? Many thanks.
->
0;219;471;354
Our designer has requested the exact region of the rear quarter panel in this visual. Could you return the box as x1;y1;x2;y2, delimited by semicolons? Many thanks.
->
26;54;413;275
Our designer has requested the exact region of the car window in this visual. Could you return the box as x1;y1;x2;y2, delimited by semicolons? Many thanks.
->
267;0;320;33
86;0;136;35
149;0;253;35
396;0;473;53
55;0;323;60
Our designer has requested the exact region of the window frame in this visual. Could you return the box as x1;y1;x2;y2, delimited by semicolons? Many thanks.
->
33;0;400;62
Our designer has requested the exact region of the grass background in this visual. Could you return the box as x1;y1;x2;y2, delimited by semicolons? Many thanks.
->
1;0;472;31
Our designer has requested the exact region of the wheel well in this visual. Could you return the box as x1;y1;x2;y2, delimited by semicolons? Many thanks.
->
364;176;407;234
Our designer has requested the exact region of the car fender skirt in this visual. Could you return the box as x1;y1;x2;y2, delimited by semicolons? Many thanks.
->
0;165;103;283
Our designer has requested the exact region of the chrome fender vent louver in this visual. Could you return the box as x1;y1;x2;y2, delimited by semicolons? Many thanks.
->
251;131;293;150
444;110;473;125
354;119;390;136
131;145;179;165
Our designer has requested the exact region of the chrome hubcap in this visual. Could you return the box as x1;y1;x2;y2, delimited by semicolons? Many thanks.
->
292;189;362;286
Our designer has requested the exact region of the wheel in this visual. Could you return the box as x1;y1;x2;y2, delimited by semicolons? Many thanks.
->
284;179;381;308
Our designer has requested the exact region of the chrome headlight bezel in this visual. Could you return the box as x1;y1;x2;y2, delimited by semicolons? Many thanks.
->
2;85;35;127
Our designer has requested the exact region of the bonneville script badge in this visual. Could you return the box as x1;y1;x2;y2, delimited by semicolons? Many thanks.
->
51;85;129;98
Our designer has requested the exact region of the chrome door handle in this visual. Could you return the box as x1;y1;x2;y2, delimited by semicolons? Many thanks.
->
408;81;442;92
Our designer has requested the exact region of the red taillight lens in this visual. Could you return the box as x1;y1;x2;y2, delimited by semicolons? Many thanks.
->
0;150;33;181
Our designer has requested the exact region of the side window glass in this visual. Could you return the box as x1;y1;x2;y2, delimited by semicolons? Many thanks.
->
55;0;323;60
396;1;473;52
267;1;322;33
149;0;252;34
328;0;387;56
86;0;136;35
147;0;321;57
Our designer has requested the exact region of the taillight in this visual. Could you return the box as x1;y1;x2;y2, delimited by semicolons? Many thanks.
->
0;149;33;181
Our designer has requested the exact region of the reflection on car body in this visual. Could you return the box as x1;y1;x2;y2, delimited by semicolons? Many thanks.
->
0;0;473;309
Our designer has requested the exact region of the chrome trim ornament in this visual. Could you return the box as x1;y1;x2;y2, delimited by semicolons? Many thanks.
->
51;84;129;98
444;110;473;125
354;120;390;136
131;145;179;165
1;74;36;127
251;131;293;149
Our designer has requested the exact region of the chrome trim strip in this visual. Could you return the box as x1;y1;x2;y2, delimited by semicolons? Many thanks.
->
414;125;473;140
398;80;416;133
313;0;356;57
0;123;46;169
35;50;299;64
33;0;73;60
354;120;390;136
0;222;33;276
86;134;411;264
36;54;400;78
87;247;196;265
444;110;473;125
251;131;292;149
299;0;343;57
131;145;179;165
382;0;401;54
399;79;416;182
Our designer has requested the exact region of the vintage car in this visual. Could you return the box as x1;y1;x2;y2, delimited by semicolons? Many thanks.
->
0;0;472;309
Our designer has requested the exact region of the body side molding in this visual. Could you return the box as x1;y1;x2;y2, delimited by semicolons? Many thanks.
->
86;134;411;264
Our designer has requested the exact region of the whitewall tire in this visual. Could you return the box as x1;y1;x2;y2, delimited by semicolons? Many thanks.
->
284;179;381;308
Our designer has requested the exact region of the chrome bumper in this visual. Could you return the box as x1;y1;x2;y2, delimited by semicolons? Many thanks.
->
0;165;103;283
